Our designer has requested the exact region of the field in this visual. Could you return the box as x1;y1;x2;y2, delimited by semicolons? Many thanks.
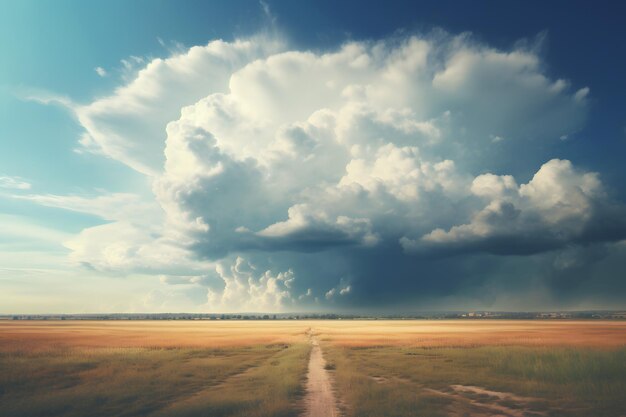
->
1;320;625;417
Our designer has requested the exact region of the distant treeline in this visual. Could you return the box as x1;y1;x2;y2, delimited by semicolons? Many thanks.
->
3;311;626;321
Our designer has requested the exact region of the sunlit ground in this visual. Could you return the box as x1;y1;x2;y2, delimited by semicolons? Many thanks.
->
1;320;624;417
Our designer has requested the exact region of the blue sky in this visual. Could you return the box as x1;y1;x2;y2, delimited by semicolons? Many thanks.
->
1;0;625;313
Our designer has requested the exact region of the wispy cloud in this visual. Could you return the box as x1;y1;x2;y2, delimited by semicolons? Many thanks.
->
0;175;31;190
94;66;107;77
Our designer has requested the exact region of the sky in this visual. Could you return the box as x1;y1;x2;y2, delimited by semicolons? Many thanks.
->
1;0;625;314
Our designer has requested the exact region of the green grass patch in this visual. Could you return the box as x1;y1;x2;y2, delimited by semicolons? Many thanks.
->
153;342;310;417
325;344;626;417
0;343;310;417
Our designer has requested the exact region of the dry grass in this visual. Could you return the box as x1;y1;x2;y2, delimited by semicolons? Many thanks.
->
0;320;308;351
0;321;311;417
1;320;625;417
314;320;626;348
325;345;626;416
153;342;310;417
0;343;310;417
3;320;624;350
319;320;626;417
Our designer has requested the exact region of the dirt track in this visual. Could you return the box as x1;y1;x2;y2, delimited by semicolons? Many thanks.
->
302;331;338;417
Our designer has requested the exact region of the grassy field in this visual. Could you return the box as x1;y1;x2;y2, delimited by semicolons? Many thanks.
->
317;321;626;417
0;321;310;417
1;320;625;417
324;344;626;417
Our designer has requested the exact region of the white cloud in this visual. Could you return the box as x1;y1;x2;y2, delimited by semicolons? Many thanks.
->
13;191;214;275
257;204;379;246
206;257;296;312
65;222;181;272
0;214;70;249
94;67;107;77
409;159;617;254
28;30;625;310
73;35;285;175
470;173;518;199
146;33;591;262
15;192;161;223
0;176;31;190
574;87;590;102
325;284;351;300
299;288;313;300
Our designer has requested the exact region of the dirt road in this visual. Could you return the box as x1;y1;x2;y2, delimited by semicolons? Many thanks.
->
302;330;339;417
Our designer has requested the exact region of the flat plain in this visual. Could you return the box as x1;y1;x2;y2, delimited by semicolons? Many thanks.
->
0;320;625;417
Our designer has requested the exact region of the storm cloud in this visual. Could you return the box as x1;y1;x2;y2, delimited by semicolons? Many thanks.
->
32;31;626;311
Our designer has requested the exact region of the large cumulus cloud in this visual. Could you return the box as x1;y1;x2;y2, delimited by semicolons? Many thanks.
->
404;159;626;255
34;31;626;311
74;35;285;175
